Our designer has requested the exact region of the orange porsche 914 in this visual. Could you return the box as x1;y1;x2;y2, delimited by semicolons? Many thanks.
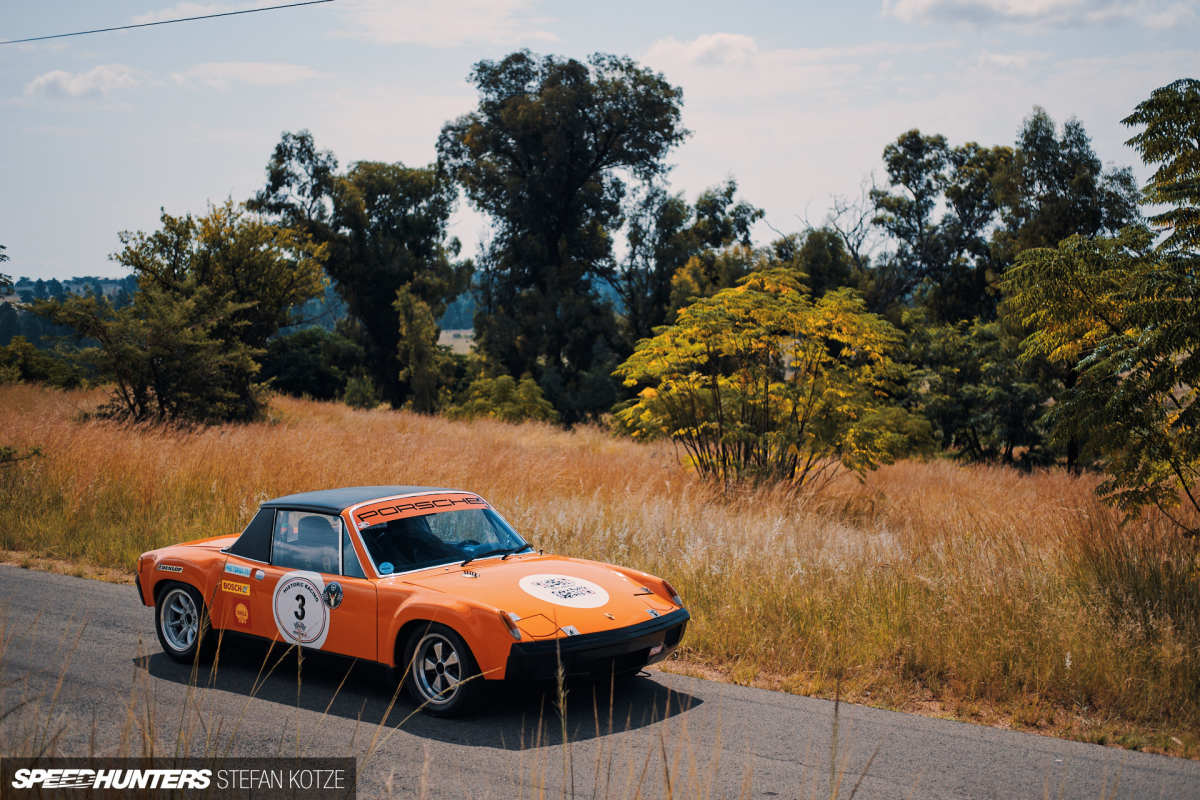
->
135;486;688;714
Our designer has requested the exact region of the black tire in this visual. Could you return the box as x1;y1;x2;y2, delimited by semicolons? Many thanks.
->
154;583;213;664
401;623;483;716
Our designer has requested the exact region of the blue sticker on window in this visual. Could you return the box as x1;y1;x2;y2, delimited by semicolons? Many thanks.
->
379;562;394;575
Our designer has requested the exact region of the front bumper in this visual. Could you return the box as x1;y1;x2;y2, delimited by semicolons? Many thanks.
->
504;607;689;681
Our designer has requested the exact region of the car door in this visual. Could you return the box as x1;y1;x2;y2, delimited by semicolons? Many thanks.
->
252;508;377;661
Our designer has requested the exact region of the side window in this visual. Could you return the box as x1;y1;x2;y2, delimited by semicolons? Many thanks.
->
227;508;274;562
342;528;366;579
272;510;340;574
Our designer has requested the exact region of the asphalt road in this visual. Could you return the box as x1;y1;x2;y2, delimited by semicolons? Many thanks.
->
1;565;1197;799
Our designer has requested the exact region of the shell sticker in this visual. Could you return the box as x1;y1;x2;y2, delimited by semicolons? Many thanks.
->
272;571;330;648
519;573;610;609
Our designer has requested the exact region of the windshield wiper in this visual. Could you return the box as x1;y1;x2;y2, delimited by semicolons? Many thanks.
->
501;544;533;560
461;544;531;567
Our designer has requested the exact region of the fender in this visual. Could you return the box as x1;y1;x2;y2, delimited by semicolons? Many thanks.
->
382;594;513;679
138;550;223;610
589;561;678;605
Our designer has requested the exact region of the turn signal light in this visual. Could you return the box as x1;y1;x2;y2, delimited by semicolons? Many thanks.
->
500;610;522;640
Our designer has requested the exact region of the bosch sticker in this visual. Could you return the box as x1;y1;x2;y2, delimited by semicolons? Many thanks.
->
272;571;329;648
220;580;250;596
518;574;610;609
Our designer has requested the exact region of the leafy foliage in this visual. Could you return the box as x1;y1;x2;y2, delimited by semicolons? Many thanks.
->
0;244;10;292
1123;78;1200;251
438;50;688;423
869;132;1007;321
447;374;559;424
992;107;1140;263
35;287;261;424
615;270;927;488
615;180;761;344
261;326;364;401
250;131;470;408
0;335;86;388
342;372;381;410
394;286;448;414
668;243;759;314
33;203;326;424
898;313;1052;465
1004;226;1200;533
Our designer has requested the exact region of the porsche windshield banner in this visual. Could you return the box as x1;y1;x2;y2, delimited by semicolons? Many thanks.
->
353;492;488;526
2;758;354;799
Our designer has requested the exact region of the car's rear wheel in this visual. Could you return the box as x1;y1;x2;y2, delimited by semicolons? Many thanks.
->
155;583;213;663
402;624;482;716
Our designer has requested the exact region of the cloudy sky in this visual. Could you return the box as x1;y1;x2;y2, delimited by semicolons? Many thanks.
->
2;0;1195;280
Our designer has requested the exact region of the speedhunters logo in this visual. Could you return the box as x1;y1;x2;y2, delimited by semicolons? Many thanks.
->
10;768;210;790
2;758;355;798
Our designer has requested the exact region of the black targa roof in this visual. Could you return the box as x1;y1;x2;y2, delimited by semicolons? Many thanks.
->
261;486;465;515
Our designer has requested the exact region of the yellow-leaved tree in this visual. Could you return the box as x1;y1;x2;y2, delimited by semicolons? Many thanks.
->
614;269;928;488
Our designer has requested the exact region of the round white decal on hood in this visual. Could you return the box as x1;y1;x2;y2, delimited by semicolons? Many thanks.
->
519;573;610;609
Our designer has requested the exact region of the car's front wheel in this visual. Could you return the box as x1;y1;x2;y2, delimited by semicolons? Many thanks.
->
155;583;213;663
402;624;482;716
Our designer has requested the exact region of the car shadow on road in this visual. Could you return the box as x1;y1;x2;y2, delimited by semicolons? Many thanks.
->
135;633;701;750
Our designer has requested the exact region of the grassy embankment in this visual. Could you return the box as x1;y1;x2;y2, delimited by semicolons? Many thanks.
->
1;382;1197;757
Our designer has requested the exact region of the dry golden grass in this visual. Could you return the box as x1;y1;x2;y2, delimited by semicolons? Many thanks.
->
2;383;1198;756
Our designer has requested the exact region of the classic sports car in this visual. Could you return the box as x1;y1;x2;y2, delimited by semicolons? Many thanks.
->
135;486;688;714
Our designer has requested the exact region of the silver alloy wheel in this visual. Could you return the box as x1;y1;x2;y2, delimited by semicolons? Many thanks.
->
160;587;199;653
413;632;463;706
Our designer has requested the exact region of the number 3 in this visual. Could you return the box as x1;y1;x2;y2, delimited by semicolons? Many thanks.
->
294;593;306;620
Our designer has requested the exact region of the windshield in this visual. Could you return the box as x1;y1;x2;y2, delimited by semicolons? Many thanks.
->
357;508;528;575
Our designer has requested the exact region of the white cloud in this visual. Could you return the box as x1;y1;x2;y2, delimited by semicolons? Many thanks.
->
24;64;143;97
171;61;320;89
334;0;557;47
976;50;1047;69
881;0;1196;28
643;34;948;103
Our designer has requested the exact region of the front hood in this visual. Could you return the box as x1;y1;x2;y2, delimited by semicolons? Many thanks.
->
397;555;676;638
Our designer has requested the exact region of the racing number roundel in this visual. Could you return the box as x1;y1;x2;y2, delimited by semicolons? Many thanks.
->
272;571;330;648
518;573;610;609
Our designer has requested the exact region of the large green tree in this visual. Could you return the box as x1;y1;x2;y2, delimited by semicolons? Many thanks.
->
35;203;326;423
870;132;1008;321
993;107;1140;262
330;161;469;408
250;131;470;409
1002;80;1200;532
438;50;688;423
